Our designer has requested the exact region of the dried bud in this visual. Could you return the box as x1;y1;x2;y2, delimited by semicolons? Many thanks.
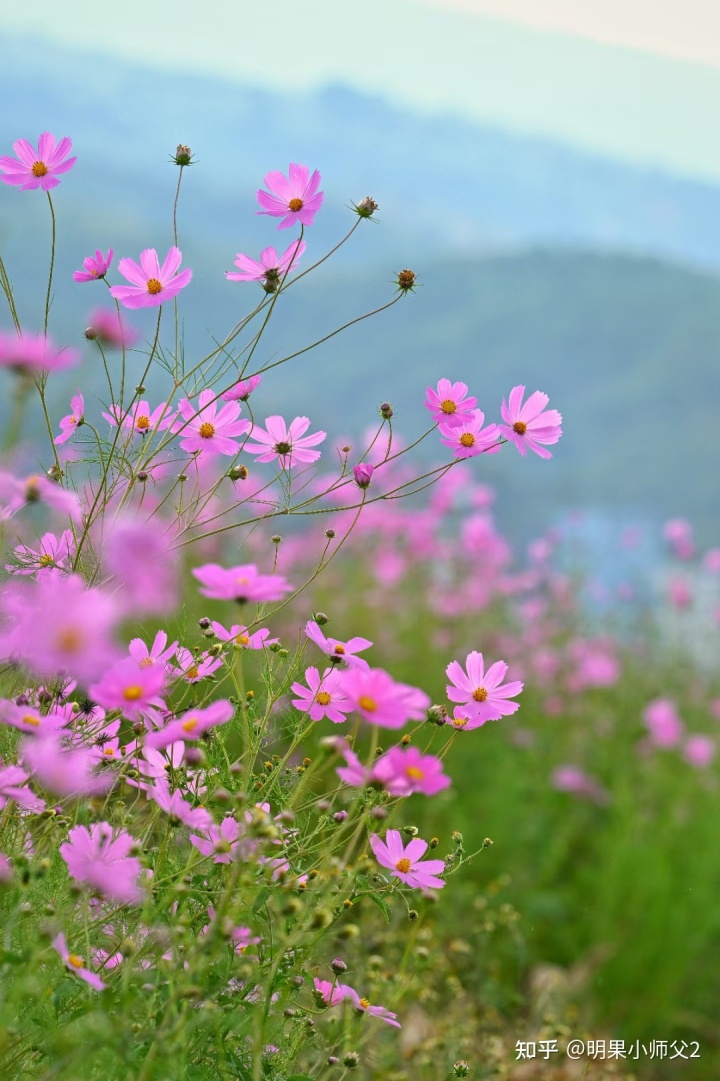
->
177;473;188;482
402;825;419;837
355;196;378;218
228;465;249;481
379;401;394;419
331;957;347;974
396;267;417;293
408;909;419;921
427;704;448;727
452;831;464;845
401;734;411;746
352;463;374;489
174;144;193;166
343;1052;360;1069
453;1062;470;1077
429;837;439;848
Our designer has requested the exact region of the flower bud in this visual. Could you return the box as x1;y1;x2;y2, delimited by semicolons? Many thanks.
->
452;831;463;845
331;957;347;974
333;810;348;823
135;384;146;394
313;611;329;626
353;463;374;489
327;1057;339;1066
379;402;394;419
402;825;419;837
325;529;336;539
271;535;282;544
183;746;206;767
343;1052;360;1069
198;617;211;629
228;465;249;481
408;909;419;921
427;704;448;726
396;268;417;292
355;196;378;218
136;470;148;482
84;326;98;340
174;144;193;166
453;1062;470;1077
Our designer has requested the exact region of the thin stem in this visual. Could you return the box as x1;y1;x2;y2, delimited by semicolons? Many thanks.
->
44;192;56;332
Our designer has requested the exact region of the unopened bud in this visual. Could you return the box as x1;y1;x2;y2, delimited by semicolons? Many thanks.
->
333;810;348;823
396;267;417;292
136;471;148;482
379;401;394;419
331;957;347;974
453;1062;470;1077
355;196;378;218
135;384;146;394
427;704;448;727
174;144;193;166
313;611;329;626
343;1052;360;1069
198;617;211;629
352;463;374;489
84;326;97;340
183;746;206;767
228;465;249;481
325;529;336;539
402;826;419;837
271;535;282;544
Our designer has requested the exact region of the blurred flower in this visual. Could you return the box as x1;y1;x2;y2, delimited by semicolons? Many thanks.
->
643;698;683;748
499;385;563;459
110;246;192;309
257;163;323;230
89;658;167;721
21;735;113;798
85;307;138;348
684;735;716;769
52;933;106;991
551;765;609;805
149;780;213;830
0;764;44;812
0;132;76;191
145;700;234;750
59;822;142;903
103;516;179;616
0;330;80;375
193;562;293;604
73;248;113;282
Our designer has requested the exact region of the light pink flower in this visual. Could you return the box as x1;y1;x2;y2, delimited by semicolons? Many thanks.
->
170;647;222;683
0;853;12;882
52;933;107;991
371;746;451;797
551;765;609;805
335;743;370;787
21;735;113;798
149;780;213;831
338;666;430;729
54;393;85;445
9;529;74;576
684;735;716;769
59;822;142;903
211;622;278;650
243;415;326;468
1;700;69;736
291;666;350;723
227;239;306;283
425;379;478;426
145;700;234;750
439;409;500;459
643;699;683;749
0;330;80;375
446;651;523;723
190;816;243;864
128;631;178;669
0;472;83;522
89;659;166;721
369;829;445;890
102;399;176;436
346;987;401;1028
176;389;250;456
305;620;372;669
0;764;44;812
221;374;262;402
110;246;192;309
0;132;76;191
124;741;185;790
86;307;138;349
102;516;179;616
73;248;113;282
257;164;323;230
499;385;563;459
193;563;293;604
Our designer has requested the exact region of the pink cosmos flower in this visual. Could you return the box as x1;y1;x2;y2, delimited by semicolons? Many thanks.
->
211;622;278;650
346;987;401;1028
128;631;178;669
335;742;370;787
643;699;683;749
371;746;451;797
499;385;563;459
0;133;76;191
170;647;222;683
9;529;74;575
425;379;478;426
353;463;374;489
0;471;83;523
305;620;372;669
149;780;213;831
243;415;326;468
52;933;107;991
21;734;113;797
145;700;234;750
176;389;251;456
0;330;80;375
551;765;609;805
445;651;523;723
124;741;185;791
439;409;501;459
86;307;138;349
0;853;12;882
1;700;69;736
102;399;176;436
73;248;113;282
89;659;166;721
54;393;84;445
257;164;323;230
221;374;262;402
369;829;445;890
447;706;489;732
338;666;430;729
193;563;293;604
102;516;179;616
0;764;45;812
291;666;350;723
227;239;306;283
704;548;720;574
684;735;716;769
59;822;142;904
109;247;192;309
190;816;243;864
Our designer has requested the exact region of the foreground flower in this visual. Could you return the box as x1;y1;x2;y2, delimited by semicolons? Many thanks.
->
425;379;478;427
499;385;563;459
446;651;523;723
243;415;326;468
0;330;80;375
226;239;306;285
338;667;430;729
0;764;44;812
103;515;180;617
369;829;445;890
305;620;372;669
54;393;84;445
176;389;251;456
109;246;192;309
439;409;500;459
52;933;107;991
21;736;113;798
372;746;451;797
256;164;323;230
146;700;235;750
193;563;293;604
89;658;167;721
0;133;76;191
73;248;113;282
59;822;142;904
291;666;350;723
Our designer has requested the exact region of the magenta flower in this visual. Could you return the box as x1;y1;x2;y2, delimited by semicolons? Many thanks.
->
0;330;80;375
0;764;44;812
102;399;176;435
149;780;213;831
348;989;401;1028
227;239;306;283
128;631;178;668
643;699;683;748
0;133;76;191
338;666;430;729
257;164;323;230
54;393;84;445
89;659;167;721
52;933;107;991
353;463;374;489
21;735;113;798
1;701;68;736
170;647;222;683
125;741;185;790
73;248;113;283
425;379;478;426
193;562;293;604
499;385;563;459
445;651;523;723
314;978;351;1007
305;620;372;669
211;622;278;650
221;374;262;402
59;822;142;904
372;746;451;797
447;707;487;732
145;700;234;750
291;666;350;723
86;307;138;349
335;743;370;787
10;529;74;576
103;515;179;617
243;415;326;468
684;735;716;769
23;473;82;521
176;389;251;456
551;765;609;805
190;815;243;864
369;829;445;890
439;409;500;459
109;246;192;309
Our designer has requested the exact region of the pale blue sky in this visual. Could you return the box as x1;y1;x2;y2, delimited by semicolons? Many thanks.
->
7;0;720;180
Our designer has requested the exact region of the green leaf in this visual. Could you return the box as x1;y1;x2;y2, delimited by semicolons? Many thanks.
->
252;887;271;914
367;892;392;923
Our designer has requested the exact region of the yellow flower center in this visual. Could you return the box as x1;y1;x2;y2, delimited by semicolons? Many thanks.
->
288;197;303;211
459;433;475;448
56;628;83;653
472;687;488;702
32;161;48;177
146;278;163;295
440;399;457;414
103;747;116;756
23;714;41;727
136;416;151;430
452;716;468;728
359;997;371;1009
358;695;377;713
186;666;200;680
199;422;215;439
235;634;250;646
513;420;527;435
38;554;54;567
333;644;345;655
68;954;84;969
138;657;154;668
315;691;332;705
215;840;232;853
181;718;199;733
395;858;411;873
123;685;144;701
406;766;424;779
236;576;249;584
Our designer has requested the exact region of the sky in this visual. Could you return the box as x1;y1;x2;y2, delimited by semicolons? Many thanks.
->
7;0;720;181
